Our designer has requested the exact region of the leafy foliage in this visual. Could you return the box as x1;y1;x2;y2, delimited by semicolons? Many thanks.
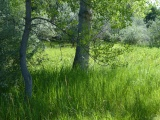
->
90;42;131;68
92;0;147;28
148;18;160;47
0;0;23;94
144;6;160;27
119;17;151;46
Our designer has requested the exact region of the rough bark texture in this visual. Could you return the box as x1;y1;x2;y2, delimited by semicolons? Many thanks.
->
73;0;92;69
20;0;32;99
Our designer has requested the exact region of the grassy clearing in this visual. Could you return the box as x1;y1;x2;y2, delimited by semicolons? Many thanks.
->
1;46;160;120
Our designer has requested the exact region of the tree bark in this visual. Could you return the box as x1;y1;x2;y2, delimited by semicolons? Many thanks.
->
20;0;32;99
72;0;92;69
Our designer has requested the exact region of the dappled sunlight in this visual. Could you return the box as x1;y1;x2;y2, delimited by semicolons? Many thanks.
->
1;0;160;119
2;46;160;119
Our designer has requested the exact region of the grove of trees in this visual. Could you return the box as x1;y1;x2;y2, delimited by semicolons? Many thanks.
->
0;0;160;100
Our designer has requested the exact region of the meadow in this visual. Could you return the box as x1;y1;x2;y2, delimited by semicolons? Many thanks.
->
1;45;160;120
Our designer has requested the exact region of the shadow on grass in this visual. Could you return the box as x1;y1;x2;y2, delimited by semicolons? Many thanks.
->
1;66;160;120
30;67;91;119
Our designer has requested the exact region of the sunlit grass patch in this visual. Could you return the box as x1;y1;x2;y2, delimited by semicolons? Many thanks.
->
1;45;160;120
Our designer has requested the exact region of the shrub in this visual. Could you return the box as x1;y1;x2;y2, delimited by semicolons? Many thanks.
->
0;1;22;94
148;18;160;47
119;17;151;46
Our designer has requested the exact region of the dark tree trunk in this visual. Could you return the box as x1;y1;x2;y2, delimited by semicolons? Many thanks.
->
20;0;32;99
73;0;92;69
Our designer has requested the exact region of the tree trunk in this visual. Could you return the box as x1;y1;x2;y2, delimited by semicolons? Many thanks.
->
72;0;92;69
20;0;32;100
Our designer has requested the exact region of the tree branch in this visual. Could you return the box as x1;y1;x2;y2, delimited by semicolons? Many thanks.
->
31;17;72;37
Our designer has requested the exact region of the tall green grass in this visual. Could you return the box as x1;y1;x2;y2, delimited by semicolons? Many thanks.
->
1;46;160;120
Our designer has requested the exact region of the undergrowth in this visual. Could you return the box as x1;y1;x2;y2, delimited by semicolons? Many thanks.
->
1;46;160;120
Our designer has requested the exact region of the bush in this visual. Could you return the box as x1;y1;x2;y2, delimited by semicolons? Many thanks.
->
0;1;22;94
119;17;151;46
148;18;160;47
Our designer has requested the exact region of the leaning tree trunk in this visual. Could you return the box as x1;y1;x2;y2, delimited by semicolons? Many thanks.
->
20;0;32;100
72;0;92;69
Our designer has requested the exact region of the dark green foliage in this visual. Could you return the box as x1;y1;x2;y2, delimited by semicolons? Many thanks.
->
0;0;22;94
144;6;160;27
149;18;160;47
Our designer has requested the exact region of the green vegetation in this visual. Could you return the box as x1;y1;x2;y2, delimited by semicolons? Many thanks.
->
1;0;160;119
1;46;160;120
